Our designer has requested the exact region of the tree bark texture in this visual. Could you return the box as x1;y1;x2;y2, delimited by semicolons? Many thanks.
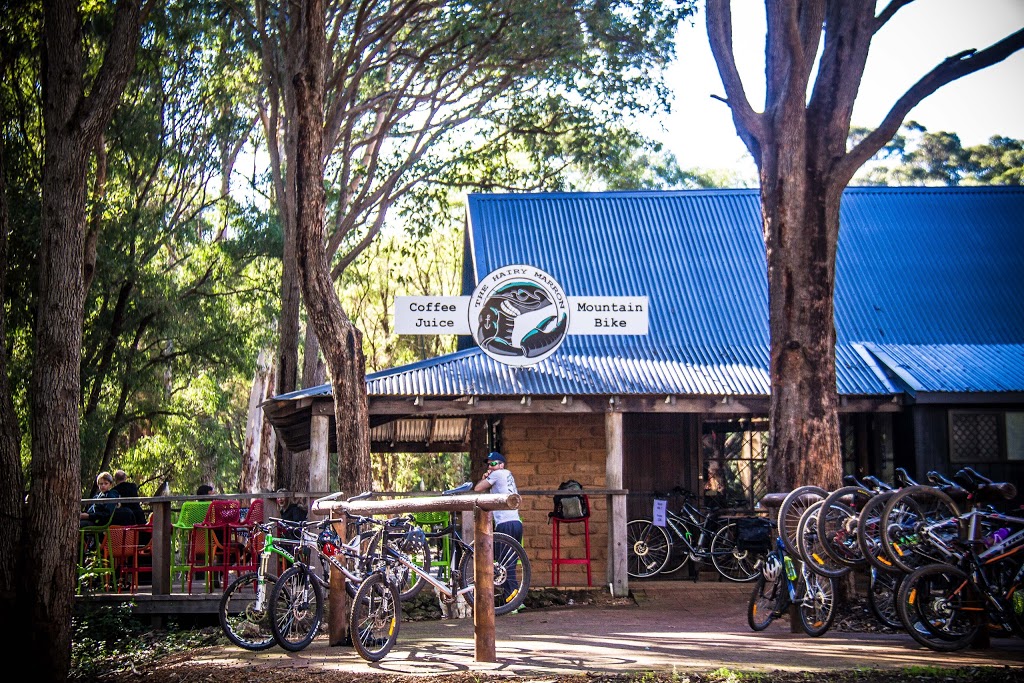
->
292;0;371;497
240;348;276;492
24;0;143;678
0;110;25;643
706;0;1024;492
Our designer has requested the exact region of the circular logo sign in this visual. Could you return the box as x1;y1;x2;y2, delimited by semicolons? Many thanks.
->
468;265;570;366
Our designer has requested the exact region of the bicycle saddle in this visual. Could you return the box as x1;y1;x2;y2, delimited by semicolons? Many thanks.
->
893;467;918;488
861;475;892;492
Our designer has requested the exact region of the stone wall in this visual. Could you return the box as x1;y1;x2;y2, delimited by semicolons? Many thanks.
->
502;413;606;587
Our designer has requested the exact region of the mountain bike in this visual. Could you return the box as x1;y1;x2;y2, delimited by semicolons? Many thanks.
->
347;483;532;662
218;518;304;650
267;493;409;652
627;488;761;582
747;525;838;637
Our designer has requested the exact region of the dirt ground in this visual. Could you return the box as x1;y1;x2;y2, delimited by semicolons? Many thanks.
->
89;586;1024;683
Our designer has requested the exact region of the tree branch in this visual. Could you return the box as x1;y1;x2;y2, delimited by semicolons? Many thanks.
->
840;27;1024;183
705;0;764;158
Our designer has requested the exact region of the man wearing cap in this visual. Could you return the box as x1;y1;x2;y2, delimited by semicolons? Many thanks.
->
474;451;523;606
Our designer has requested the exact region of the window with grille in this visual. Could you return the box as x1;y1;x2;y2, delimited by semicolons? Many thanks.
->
701;418;768;510
949;411;1002;463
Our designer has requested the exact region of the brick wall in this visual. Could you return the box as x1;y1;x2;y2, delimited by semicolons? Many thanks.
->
502;413;606;587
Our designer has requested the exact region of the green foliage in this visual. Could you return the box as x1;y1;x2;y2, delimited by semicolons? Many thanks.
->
71;604;223;681
2;0;277;495
854;122;1024;186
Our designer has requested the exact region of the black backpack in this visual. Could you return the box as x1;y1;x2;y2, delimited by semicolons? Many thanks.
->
734;516;773;552
550;480;589;520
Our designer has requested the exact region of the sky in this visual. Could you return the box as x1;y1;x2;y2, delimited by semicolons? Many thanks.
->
649;0;1024;176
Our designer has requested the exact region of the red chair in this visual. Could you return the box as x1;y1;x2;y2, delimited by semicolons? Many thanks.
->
187;499;240;592
550;494;593;587
228;499;265;578
107;525;152;594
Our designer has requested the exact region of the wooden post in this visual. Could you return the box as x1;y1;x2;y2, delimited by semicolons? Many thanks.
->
309;411;330;502
150;500;171;595
605;411;628;596
474;506;495;662
328;518;350;646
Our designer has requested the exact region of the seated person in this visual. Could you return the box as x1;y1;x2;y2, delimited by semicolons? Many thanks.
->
80;471;120;528
111;469;147;525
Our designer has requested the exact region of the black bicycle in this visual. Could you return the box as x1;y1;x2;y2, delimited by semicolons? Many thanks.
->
627;488;763;582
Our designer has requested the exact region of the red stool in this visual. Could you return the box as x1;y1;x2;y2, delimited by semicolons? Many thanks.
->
550;494;592;586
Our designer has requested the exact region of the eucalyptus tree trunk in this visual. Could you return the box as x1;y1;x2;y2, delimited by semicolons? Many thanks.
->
292;0;371;498
19;2;144;678
240;348;276;493
0;117;24;639
706;0;1024;493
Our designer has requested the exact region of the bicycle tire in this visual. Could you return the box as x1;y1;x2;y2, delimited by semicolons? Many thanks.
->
798;571;838;637
269;564;325;652
459;532;531;615
778;486;827;558
710;522;761;582
218;572;277;651
817;486;871;567
626;519;671;578
747;567;784;631
389;537;431;602
659;525;692;575
856;491;899;573
897;562;978;652
796;500;851;578
349;572;400;662
866;567;902;629
880;486;960;574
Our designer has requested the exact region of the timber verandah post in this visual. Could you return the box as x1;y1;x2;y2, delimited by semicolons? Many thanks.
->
312;492;520;663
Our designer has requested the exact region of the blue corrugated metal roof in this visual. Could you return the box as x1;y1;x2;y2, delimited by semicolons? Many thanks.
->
860;343;1024;395
349;187;1024;400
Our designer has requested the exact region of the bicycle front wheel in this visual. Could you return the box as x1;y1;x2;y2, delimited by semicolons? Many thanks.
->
219;572;277;651
798;571;838;637
897;562;978;652
817;486;870;567
270;564;325;652
626;520;670;578
778;486;827;559
867;567;902;629
881;486;960;574
747;567;784;631
459;532;531;615
349;572;400;662
710;522;760;582
796;500;851;578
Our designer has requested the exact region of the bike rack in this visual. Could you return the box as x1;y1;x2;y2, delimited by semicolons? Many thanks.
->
313;492;521;663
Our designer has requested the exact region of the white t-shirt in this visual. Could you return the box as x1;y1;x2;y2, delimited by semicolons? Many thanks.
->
485;469;520;525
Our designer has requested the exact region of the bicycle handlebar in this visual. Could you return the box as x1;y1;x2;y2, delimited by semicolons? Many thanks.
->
442;482;473;495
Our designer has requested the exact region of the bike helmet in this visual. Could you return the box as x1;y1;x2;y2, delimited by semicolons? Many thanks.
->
399;527;426;553
317;526;341;555
762;553;782;582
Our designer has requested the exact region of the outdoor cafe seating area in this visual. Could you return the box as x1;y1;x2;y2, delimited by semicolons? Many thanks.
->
77;496;268;596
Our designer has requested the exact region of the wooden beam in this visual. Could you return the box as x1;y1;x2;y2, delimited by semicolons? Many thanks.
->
313;492;520;516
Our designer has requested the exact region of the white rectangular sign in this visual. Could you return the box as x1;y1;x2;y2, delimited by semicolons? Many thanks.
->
394;296;470;335
394;295;649;336
652;498;667;527
568;296;649;335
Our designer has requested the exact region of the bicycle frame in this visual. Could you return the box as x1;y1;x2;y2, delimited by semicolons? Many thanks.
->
662;501;724;561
